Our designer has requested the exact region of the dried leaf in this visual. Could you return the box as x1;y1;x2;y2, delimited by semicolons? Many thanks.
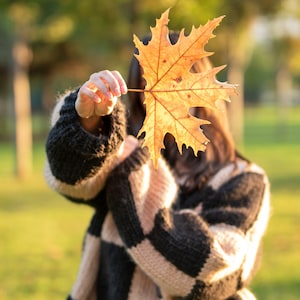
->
133;8;236;166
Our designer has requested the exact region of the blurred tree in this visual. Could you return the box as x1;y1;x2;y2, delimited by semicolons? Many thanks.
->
0;0;290;179
6;3;34;179
269;0;300;127
244;45;274;104
1;1;77;178
213;0;284;146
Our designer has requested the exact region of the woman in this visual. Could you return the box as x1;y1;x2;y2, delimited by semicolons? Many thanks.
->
45;34;270;300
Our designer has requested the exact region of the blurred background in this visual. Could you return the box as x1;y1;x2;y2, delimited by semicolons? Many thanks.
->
0;0;299;299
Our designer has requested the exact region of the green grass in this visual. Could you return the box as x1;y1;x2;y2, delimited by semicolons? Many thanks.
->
0;106;299;299
0;144;93;299
243;106;300;299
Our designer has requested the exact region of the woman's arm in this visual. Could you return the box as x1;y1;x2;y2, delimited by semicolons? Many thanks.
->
105;153;270;299
44;70;133;204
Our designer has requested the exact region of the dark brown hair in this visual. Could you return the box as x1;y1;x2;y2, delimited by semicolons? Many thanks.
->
126;32;238;192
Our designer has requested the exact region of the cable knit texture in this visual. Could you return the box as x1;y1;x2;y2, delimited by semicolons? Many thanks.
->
45;90;270;300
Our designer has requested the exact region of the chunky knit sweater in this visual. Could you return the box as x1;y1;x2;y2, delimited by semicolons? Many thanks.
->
45;90;270;300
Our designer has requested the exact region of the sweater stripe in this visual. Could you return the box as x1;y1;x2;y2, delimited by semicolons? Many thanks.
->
148;208;212;277
101;212;124;246
45;157;117;201
107;174;146;248
236;288;257;300
70;233;100;300
240;174;270;282
202;172;265;232
128;159;177;235
197;224;246;283
128;239;196;296
128;266;158;300
97;241;136;299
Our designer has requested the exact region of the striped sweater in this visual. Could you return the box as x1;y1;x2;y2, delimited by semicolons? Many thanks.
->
45;90;270;300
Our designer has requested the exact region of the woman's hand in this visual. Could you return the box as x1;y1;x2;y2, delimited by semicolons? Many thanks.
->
75;70;127;133
76;70;127;118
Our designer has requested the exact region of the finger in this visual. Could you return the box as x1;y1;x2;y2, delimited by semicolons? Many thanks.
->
94;95;117;116
76;87;96;118
88;74;113;101
111;70;128;94
79;84;101;103
98;70;122;97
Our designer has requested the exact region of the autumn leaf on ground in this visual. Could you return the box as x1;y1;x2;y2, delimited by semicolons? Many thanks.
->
131;8;236;167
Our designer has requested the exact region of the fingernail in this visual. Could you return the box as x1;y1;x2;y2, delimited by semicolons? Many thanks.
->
121;85;127;94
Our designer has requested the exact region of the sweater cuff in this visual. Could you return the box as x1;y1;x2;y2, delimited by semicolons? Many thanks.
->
46;89;127;185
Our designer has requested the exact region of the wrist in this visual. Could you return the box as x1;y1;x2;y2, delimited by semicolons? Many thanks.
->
79;115;103;134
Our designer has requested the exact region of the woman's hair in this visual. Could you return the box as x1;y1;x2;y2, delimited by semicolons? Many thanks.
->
126;32;238;192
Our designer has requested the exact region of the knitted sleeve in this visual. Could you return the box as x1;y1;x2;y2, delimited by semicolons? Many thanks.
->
106;150;270;299
44;89;127;203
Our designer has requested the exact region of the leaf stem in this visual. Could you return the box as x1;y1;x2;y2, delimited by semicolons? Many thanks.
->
127;88;146;93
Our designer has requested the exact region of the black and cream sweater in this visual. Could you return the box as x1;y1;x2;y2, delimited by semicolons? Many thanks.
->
45;90;270;300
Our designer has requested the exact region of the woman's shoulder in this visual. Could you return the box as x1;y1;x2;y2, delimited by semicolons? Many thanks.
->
208;158;268;191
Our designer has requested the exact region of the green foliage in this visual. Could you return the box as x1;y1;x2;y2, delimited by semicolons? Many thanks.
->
0;0;285;73
244;45;278;103
0;106;300;299
0;0;293;110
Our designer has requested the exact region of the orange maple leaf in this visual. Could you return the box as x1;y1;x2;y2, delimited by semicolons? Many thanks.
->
132;9;236;166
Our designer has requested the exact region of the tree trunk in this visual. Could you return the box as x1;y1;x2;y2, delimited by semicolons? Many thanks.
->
275;63;292;138
12;36;33;179
227;60;245;148
225;23;254;148
41;74;55;113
